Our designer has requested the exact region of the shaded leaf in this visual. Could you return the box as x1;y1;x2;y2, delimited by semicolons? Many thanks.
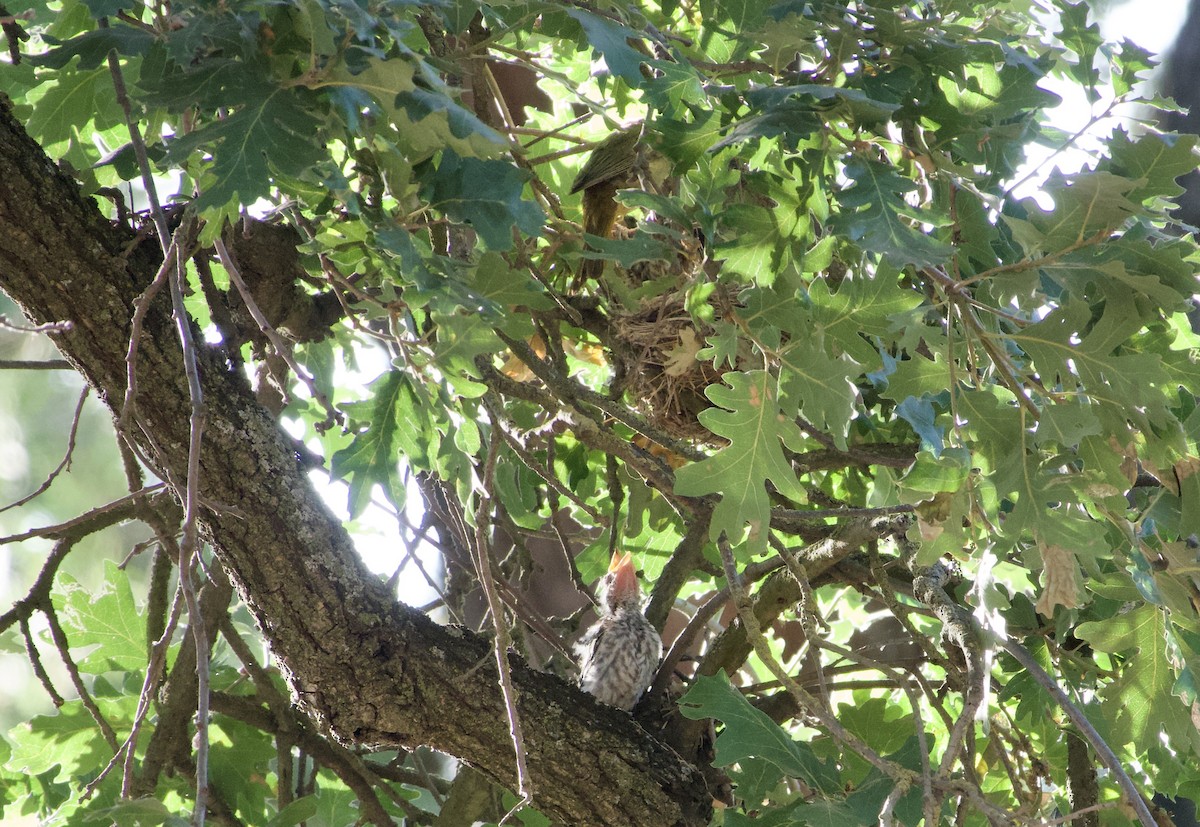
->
420;150;545;251
830;158;952;267
330;371;432;517
679;672;840;794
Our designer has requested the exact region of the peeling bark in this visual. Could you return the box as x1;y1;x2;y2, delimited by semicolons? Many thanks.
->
0;96;712;827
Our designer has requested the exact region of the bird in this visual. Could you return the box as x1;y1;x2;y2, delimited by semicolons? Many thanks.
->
575;550;663;711
570;124;652;282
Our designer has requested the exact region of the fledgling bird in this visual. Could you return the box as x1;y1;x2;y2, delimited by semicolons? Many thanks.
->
576;550;662;711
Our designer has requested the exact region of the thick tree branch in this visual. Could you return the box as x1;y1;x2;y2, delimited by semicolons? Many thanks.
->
0;98;710;827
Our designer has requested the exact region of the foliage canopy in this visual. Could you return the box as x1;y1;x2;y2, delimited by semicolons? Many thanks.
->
1;0;1199;825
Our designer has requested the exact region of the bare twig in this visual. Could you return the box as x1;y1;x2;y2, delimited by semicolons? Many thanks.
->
494;329;706;463
489;414;604;523
0;485;164;548
1034;801;1120;826
913;566;984;763
471;433;534;822
0;386;88;514
477;360;690;512
118;586;184;797
0;314;72;333
169;215;210;827
105;29;210;822
119;238;179;429
807;635;934;813
76;584;184;800
771;503;915;524
649;587;730;701
20;616;64;707
43;607;120;751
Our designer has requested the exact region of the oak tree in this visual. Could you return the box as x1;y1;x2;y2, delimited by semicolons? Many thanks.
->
1;1;1198;825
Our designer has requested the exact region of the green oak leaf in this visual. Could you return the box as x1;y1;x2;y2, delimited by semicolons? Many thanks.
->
1015;299;1173;434
715;201;805;284
777;338;860;449
331;371;433;517
674;371;807;554
565;9;646;86
1007;169;1141;254
580;231;678;269
1106;129;1198;204
419;150;545;251
395;86;508;159
1076;605;1194;750
6;698;131;782
806;269;923;366
678;671;839;794
881;353;951;401
30;26;154;69
55;560;146;672
1057;0;1101;99
830;158;952;268
24;65;118;146
167;84;328;216
653;109;723;169
470;252;553;313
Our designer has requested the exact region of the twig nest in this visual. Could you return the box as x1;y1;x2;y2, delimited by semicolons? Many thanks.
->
613;292;728;443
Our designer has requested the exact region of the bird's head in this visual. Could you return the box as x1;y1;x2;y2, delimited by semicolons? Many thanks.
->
602;550;642;612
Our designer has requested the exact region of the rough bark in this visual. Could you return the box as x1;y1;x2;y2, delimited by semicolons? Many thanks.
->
0;95;712;827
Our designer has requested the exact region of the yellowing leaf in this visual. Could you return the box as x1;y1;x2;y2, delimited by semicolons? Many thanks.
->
501;334;546;382
663;327;702;377
1035;543;1083;615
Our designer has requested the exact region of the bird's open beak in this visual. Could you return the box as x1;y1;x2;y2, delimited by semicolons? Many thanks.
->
609;550;633;574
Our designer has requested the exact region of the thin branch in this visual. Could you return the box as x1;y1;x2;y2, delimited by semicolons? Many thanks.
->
0;314;72;333
0;386;88;514
0;485;165;547
77;584;185;801
715;533;910;785
1034;801;1120;826
472;431;534;822
771;503;915;524
910;563;985;790
494;329;706;464
43;606;121;751
807;634;934;813
1000;638;1156;827
0;358;72;369
115;585;185;799
106;26;213;820
20;615;64;707
477;361;691;512
489;415;605;523
0;492;163;639
209;692;405;826
119;238;178;429
170;218;211;827
649;587;730;702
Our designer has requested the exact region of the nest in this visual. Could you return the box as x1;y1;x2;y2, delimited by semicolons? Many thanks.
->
613;292;729;443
